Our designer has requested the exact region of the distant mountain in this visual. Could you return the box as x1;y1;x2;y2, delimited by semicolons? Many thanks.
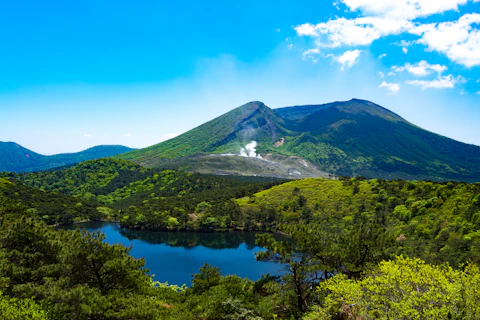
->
119;99;480;182
0;142;134;173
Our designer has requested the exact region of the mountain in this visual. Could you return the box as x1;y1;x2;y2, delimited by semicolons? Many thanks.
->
121;101;288;161
119;99;480;182
0;142;134;173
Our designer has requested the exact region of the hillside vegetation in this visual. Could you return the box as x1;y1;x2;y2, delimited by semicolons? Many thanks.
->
237;177;480;267
0;177;100;225
2;159;285;231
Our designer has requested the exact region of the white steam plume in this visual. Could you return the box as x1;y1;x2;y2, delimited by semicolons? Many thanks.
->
240;141;262;158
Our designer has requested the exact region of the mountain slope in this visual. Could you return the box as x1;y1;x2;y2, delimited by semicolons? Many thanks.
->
276;99;480;181
120;101;290;164
119;99;480;182
0;142;134;173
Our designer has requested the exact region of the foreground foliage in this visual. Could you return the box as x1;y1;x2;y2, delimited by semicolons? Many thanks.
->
305;256;480;320
0;198;169;319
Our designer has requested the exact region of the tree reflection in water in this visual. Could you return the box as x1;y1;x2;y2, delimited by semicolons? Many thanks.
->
119;228;285;250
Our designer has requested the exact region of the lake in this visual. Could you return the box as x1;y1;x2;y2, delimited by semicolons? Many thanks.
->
58;222;285;286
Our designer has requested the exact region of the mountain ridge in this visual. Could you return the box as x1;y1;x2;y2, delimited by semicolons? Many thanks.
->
0;142;135;173
118;99;480;182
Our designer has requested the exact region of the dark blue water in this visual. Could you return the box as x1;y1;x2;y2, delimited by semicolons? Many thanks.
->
59;222;284;286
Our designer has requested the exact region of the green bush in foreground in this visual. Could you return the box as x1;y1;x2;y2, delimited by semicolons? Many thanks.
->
305;256;480;320
0;292;47;320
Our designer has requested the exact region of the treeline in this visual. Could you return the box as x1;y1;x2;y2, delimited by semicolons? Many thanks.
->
1;159;285;231
0;177;101;225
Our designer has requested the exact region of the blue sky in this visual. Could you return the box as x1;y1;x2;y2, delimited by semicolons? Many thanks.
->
0;0;479;154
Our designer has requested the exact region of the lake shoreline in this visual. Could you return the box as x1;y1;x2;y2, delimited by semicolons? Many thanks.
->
55;219;282;235
56;221;285;286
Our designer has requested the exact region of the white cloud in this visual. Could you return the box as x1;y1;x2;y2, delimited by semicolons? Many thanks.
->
406;74;465;89
379;71;385;78
388;72;396;77
302;48;320;63
341;0;469;21
397;40;413;54
295;17;412;48
337;50;362;69
288;43;294;50
378;53;387;59
391;65;405;72
295;1;480;67
393;60;448;76
122;133;132;137
83;134;92;138
379;81;400;94
411;13;480;67
159;133;181;142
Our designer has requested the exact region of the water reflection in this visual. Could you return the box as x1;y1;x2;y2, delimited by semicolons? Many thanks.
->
57;222;285;285
119;228;262;250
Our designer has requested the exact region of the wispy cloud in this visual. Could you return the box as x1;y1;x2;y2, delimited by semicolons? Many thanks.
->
392;60;447;76
302;48;320;63
378;53;387;59
379;81;400;94
83;134;92;138
337;50;362;70
407;75;465;89
122;133;133;137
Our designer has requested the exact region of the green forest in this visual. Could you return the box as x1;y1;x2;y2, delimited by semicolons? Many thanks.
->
1;158;480;319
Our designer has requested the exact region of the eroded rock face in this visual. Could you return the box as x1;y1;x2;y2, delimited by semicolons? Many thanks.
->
274;137;285;147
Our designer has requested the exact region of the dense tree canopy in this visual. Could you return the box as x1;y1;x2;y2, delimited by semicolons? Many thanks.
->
1;160;479;319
